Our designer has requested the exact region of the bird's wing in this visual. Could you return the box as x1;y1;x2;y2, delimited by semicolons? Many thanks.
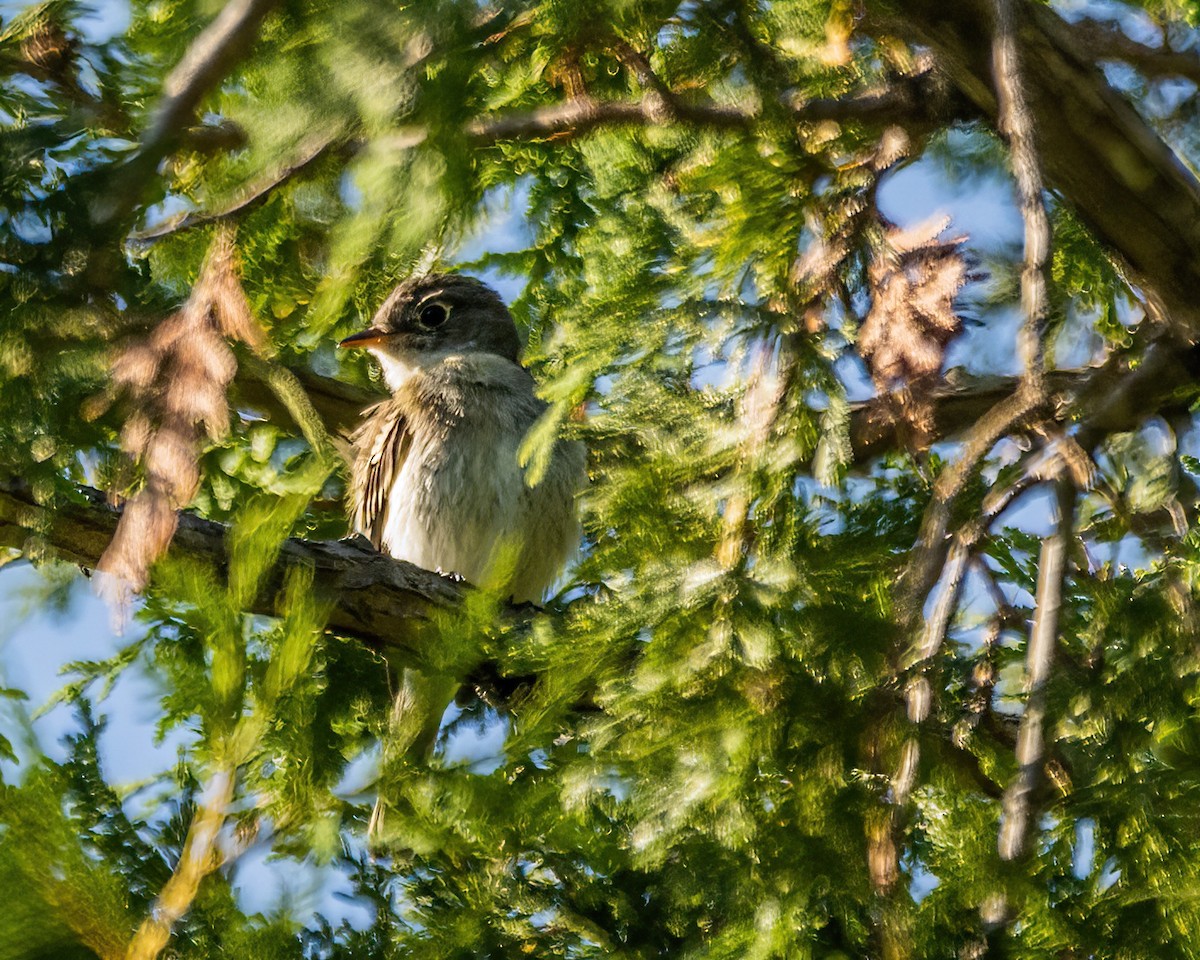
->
349;397;411;550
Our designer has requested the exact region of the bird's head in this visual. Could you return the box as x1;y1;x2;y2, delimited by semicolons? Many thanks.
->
339;274;521;388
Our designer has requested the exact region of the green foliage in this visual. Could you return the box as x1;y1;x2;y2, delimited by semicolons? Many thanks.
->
3;0;1200;958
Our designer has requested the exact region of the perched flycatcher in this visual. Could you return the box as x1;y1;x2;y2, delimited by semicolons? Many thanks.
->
339;273;584;841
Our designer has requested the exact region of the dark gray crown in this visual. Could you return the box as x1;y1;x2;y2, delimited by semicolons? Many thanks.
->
372;273;520;362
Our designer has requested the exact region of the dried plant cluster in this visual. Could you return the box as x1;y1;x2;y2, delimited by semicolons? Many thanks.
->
859;218;970;447
96;229;264;588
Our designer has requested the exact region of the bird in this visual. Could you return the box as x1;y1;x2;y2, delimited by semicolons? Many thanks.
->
339;272;584;842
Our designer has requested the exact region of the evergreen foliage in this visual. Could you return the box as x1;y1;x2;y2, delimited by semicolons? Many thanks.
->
2;0;1200;957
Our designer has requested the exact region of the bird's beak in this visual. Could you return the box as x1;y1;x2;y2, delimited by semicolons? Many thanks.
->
339;327;389;350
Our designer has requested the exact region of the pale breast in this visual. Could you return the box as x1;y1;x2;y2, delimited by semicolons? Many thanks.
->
370;354;583;603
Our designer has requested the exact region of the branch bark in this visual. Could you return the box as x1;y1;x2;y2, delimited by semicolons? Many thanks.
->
0;481;465;662
895;0;1059;627
998;475;1074;861
128;132;340;244
124;770;235;960
1069;18;1200;84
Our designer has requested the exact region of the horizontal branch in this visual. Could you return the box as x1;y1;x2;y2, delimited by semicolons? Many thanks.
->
129;132;340;244
468;92;754;143
137;67;966;242
1069;18;1200;84
229;331;1197;485
0;481;465;663
233;361;381;449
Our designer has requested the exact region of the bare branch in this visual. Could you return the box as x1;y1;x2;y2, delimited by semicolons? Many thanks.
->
895;0;1058;625
129;132;340;243
893;466;1042;803
998;475;1074;860
470;62;963;143
124;770;236;960
994;0;1053;395
1069;18;1200;84
897;388;1043;626
95;0;283;225
885;0;1200;335
466;95;751;143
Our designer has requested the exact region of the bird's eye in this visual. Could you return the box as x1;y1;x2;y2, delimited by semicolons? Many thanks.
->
417;302;449;328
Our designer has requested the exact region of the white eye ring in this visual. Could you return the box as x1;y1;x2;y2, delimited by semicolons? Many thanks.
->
417;300;450;328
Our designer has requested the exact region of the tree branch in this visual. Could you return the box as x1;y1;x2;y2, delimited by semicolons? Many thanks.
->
124;770;235;960
128;131;340;244
896;388;1044;626
465;94;752;143
895;0;1073;626
1069;18;1200;84
94;0;283;226
883;0;1200;335
0;481;465;662
994;0;1053;396
893;459;1043;803
998;475;1073;861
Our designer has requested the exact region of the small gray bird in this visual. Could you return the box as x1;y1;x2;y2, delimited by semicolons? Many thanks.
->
339;273;583;841
341;273;583;602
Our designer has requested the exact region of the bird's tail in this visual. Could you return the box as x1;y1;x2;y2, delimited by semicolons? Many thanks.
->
368;667;458;846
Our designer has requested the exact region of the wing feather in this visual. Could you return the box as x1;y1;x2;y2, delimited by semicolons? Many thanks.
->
349;397;411;550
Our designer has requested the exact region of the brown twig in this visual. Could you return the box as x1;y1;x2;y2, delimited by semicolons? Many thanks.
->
897;389;1043;626
129;132;340;243
466;94;752;143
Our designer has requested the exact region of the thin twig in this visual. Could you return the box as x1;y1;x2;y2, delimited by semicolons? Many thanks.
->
128;131;340;243
124;769;236;960
894;466;1040;802
998;474;1073;860
897;0;1056;624
466;94;751;143
897;390;1042;626
1069;18;1200;84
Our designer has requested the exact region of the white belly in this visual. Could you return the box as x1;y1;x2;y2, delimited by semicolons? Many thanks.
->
378;422;580;603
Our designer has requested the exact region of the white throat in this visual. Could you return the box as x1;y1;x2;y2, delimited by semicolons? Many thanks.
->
371;349;434;392
372;346;516;393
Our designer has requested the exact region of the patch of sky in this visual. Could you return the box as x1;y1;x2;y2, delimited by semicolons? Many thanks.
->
452;181;533;307
75;0;131;43
439;701;508;775
1052;0;1161;39
0;565;192;786
1144;76;1198;118
9;209;52;244
230;842;376;931
1073;817;1097;880
905;853;940;902
137;193;197;237
1097;856;1120;891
